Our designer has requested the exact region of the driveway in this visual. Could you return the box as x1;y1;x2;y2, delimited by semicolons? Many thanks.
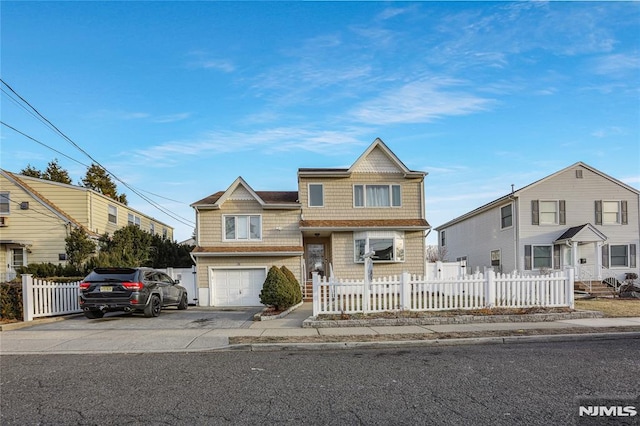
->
24;307;263;331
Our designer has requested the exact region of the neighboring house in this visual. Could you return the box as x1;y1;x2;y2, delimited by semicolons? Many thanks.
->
435;162;639;283
0;170;174;280
190;138;430;307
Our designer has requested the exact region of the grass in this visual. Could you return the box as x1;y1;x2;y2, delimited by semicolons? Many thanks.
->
575;298;640;317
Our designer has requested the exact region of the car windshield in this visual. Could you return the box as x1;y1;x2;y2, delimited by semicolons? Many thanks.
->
85;268;137;282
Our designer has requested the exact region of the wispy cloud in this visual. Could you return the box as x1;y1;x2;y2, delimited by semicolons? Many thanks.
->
186;51;235;72
592;53;640;76
591;126;626;138
152;113;191;123
349;78;493;125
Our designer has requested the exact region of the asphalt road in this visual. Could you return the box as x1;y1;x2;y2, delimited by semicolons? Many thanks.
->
1;339;639;425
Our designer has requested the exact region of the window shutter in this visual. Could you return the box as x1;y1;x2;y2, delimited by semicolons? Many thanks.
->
525;245;532;270
621;201;628;225
595;200;602;225
559;200;566;225
553;245;561;269
631;244;637;268
602;244;609;268
532;200;539;225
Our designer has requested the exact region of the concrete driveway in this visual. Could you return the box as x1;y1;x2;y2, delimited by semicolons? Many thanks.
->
23;306;263;331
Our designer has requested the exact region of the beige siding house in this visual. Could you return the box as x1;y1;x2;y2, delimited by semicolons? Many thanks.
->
0;170;174;280
191;138;430;306
436;162;639;285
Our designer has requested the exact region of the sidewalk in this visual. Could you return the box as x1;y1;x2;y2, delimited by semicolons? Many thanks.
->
1;304;640;354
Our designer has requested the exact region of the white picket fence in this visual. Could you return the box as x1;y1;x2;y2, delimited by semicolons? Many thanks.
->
312;269;574;316
22;274;82;321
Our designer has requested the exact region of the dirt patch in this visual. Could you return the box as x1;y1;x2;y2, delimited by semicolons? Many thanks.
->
229;326;640;345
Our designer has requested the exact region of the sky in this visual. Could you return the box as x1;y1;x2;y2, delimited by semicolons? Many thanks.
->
1;1;639;245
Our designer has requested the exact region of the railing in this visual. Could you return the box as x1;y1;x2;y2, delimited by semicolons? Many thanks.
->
577;267;595;293
22;274;82;321
312;269;574;316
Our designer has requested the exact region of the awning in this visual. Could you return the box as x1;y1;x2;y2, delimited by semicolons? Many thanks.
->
554;224;607;244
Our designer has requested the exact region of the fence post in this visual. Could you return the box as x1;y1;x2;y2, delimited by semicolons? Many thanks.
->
400;272;411;310
566;268;575;309
485;270;495;308
22;274;34;322
312;272;319;317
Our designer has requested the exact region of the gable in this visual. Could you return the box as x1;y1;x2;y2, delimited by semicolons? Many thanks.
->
228;185;256;201
351;145;405;174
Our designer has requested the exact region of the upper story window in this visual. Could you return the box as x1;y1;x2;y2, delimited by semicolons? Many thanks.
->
127;213;141;227
354;184;401;208
224;215;261;241
532;200;565;225
354;231;405;263
150;223;155;235
500;204;512;229
162;228;168;239
308;184;324;207
108;205;117;224
595;200;628;225
0;192;9;215
440;230;446;247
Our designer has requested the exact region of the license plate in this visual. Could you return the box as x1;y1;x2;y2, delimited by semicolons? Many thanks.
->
100;286;113;292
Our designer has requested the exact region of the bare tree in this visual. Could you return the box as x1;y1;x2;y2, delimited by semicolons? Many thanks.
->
426;245;448;262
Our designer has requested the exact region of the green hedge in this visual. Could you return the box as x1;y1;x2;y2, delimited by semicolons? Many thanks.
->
0;283;23;321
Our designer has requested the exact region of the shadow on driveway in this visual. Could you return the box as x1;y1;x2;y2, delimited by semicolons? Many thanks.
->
25;307;263;331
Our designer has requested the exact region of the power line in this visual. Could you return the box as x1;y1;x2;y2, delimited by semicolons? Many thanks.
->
0;79;195;227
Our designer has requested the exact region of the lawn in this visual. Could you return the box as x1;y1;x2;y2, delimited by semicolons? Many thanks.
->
575;298;640;317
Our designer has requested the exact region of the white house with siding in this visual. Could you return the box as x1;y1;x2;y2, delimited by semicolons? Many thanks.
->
435;162;639;284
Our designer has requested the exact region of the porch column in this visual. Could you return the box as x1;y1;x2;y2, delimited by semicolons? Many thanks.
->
572;242;579;277
596;242;603;281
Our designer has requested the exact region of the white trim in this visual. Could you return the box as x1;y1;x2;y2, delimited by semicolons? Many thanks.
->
353;231;405;263
353;184;402;208
208;266;267;307
222;214;263;242
538;200;559;225
500;203;513;230
602;200;622;225
308;183;324;208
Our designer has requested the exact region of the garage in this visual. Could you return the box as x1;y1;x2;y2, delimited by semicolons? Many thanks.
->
210;268;266;306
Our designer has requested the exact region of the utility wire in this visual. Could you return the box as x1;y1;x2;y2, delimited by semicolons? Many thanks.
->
0;79;195;227
1;121;188;205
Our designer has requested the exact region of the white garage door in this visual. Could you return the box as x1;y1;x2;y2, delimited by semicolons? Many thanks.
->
211;268;266;306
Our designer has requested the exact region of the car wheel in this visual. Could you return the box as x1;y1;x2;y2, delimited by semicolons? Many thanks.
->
144;295;161;318
177;293;188;310
84;309;104;319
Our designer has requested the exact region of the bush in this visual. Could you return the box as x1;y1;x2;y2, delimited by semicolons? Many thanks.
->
0;283;23;321
260;266;296;310
18;262;82;278
280;266;302;305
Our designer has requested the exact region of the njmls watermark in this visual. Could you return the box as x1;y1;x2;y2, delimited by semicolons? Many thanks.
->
577;396;640;425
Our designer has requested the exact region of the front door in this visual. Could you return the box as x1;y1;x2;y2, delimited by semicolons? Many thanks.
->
7;247;24;280
306;243;325;279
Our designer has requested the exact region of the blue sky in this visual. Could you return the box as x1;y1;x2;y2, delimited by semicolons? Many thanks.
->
1;1;639;244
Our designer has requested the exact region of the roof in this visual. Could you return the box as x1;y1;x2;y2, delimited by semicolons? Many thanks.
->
191;176;300;208
435;161;640;230
554;223;607;243
298;138;426;178
1;170;99;237
299;219;430;230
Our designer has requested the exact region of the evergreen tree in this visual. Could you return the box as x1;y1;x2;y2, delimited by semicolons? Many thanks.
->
65;227;96;269
81;163;128;205
20;164;42;178
43;159;72;184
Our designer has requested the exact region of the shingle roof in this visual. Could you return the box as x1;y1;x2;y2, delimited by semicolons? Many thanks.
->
192;191;299;206
299;219;430;229
192;245;304;255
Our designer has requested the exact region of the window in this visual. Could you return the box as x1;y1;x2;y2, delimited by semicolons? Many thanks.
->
440;230;446;247
224;215;261;241
596;200;628;225
491;250;501;267
127;213;141;227
0;192;9;214
308;184;324;207
108;205;117;224
354;184;401;207
610;245;628;267
539;201;558;225
603;201;620;224
162;228;167;239
533;245;552;269
354;231;404;263
150;223;155;235
500;204;512;229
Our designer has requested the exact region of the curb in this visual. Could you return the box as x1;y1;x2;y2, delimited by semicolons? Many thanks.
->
253;301;304;321
0;314;83;332
227;331;640;352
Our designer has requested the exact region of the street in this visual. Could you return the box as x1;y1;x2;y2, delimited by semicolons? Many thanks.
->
1;339;639;425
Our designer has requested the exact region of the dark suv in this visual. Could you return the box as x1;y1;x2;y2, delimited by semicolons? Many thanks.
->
79;267;188;319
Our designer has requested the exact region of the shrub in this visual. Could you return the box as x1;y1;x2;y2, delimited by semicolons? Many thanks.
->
280;266;302;305
260;266;296;310
18;262;83;278
0;283;23;321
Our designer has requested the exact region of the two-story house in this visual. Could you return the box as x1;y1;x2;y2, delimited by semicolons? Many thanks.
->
0;170;174;280
435;162;639;284
190;138;430;307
